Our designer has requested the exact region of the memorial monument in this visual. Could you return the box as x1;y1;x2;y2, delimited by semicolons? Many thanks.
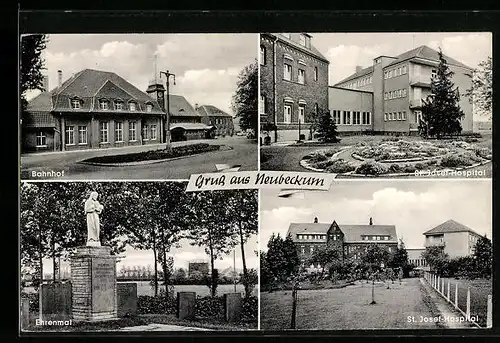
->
70;191;118;321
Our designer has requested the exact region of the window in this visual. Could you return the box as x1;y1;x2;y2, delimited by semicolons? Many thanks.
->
384;72;388;79
388;92;393;100
402;89;407;97
353;111;361;125
299;34;306;46
36;132;46;147
115;100;124;110
298;69;305;84
362;112;371;125
369;76;372;83
78;126;87;144
150;125;157;140
298;105;305;123
128;102;137;111
283;104;292;123
310;246;314;254
343;111;351;125
384;92;388;100
397;89;402;97
388;70;393;78
388;247;392;253
99;99;109;110
398;67;402;75
71;99;81;109
115;121;123;142
129;121;137;141
332;110;341;124
260;45;266;65
284;63;292;81
397;112;402;120
402;65;407;74
384;236;389;240
384;113;388;121
100;122;109;143
259;95;266;114
314;66;318;81
146;103;153;112
402;111;407;121
142;124;149;140
376;236;380;241
65;126;75;145
431;69;437;79
301;246;305;254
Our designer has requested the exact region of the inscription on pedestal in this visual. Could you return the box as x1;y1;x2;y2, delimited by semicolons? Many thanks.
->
91;258;116;313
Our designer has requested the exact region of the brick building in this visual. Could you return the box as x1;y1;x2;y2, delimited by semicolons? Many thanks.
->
287;216;398;262
22;68;213;152
196;104;235;137
331;45;474;135
260;33;329;142
167;95;213;141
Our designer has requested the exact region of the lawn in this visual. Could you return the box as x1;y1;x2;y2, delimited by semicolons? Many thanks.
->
260;278;441;330
439;277;492;327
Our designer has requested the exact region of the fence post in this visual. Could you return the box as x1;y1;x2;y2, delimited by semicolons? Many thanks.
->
442;279;445;295
466;287;471;320
454;283;458;309
437;276;440;291
446;280;450;301
487;294;492;328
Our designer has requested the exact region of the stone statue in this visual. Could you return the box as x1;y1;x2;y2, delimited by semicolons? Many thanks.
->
85;191;104;246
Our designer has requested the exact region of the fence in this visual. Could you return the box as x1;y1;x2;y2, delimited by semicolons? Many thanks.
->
423;271;492;328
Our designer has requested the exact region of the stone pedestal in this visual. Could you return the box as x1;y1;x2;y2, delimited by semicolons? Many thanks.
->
70;246;117;322
177;292;196;320
224;293;242;322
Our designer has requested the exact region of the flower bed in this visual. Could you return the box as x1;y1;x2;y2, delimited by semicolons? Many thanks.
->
353;139;453;162
82;143;221;164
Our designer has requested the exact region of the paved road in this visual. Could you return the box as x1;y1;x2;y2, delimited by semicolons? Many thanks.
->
21;136;258;180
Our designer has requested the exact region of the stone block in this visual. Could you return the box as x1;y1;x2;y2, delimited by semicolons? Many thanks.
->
224;293;242;323
40;282;72;321
117;283;137;317
177;292;196;320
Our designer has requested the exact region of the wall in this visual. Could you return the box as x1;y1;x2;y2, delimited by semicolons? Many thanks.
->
443;231;469;258
383;62;411;133
372;57;397;133
23;128;57;152
260;34;276;126
328;87;374;133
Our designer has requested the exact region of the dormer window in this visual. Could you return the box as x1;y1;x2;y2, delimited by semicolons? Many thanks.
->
71;99;81;109
115;100;124;110
146;103;153;112
99;99;109;110
128;101;137;111
299;34;306;46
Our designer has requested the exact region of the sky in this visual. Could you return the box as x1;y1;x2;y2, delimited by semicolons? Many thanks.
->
310;32;492;86
260;180;492;251
24;33;257;115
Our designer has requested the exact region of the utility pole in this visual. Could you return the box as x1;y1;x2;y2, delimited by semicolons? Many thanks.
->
160;70;176;151
233;249;237;293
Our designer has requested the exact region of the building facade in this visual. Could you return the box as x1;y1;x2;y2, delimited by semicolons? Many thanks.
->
423;219;483;259
332;46;474;135
260;33;329;142
196;104;235;137
22;69;214;152
287;217;398;262
406;248;429;270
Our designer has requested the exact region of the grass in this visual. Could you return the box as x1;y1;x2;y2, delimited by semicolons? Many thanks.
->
260;278;440;330
82;143;221;164
21;313;257;332
439;277;492;327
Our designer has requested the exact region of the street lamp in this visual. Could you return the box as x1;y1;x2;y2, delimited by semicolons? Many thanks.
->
160;70;176;151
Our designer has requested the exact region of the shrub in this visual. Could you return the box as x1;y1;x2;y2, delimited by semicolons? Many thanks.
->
475;147;492;160
414;162;429;170
389;163;401;173
325;159;356;173
464;137;479;143
137;294;176;314
195;295;224;319
381;136;399;142
241;296;258;321
308;153;328;163
21;292;39;313
311;160;334;170
440;153;481;168
401;164;417;173
354;160;389;175
375;151;391;161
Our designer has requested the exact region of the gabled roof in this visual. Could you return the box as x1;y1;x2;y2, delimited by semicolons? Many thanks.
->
196;105;233;118
287;222;397;243
386;45;472;70
168;95;201;117
423;219;480;236
266;33;329;63
25;92;53;112
334;65;374;86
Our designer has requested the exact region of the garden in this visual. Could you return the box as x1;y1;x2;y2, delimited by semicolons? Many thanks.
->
300;136;492;176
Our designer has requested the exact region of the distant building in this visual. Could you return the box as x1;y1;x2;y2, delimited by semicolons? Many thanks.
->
188;261;209;277
196;104;235;137
260;33;330;142
406;248;429;271
167;96;213;141
287;216;398;262
423;219;483;258
332;45;474;135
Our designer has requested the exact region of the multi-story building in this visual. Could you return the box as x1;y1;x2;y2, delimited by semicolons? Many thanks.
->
22;69;213;152
423;219;483;258
287;216;398;262
260;33;329;142
196;104;235;137
331;45;474;135
406;248;429;270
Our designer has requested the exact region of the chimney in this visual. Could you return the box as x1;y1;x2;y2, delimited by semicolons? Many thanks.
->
314;217;318;223
57;70;63;87
42;75;49;92
355;66;363;73
369;217;373;225
195;103;199;110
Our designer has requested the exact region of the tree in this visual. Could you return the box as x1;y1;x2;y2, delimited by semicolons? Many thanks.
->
388;241;410;276
421;246;449;275
172;268;187;284
20;34;48;110
420;48;465;138
466;56;492;119
186;191;239;297
263;233;300;287
225;190;258;298
361;244;390;273
307;246;341;277
473;235;492;278
312;108;340;143
231;60;258;134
